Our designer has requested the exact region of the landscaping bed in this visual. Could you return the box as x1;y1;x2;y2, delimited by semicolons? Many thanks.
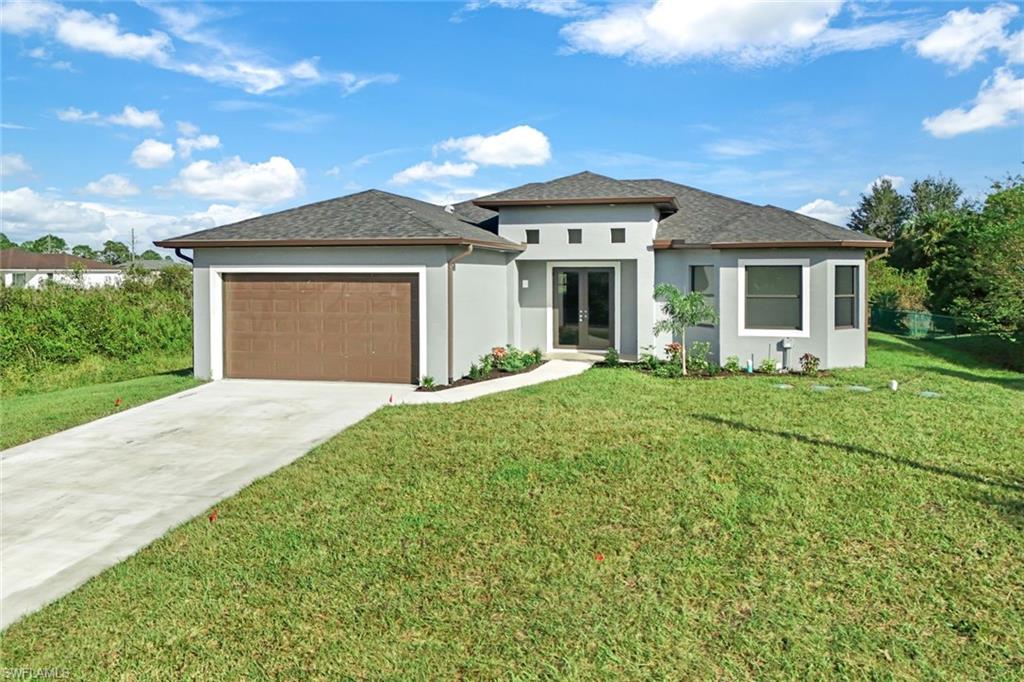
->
417;345;544;391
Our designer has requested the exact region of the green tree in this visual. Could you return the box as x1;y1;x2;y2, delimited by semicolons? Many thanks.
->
71;245;99;260
138;249;163;261
910;175;962;215
20;234;69;253
950;177;1024;340
848;178;911;241
100;240;132;265
0;233;14;249
652;283;719;375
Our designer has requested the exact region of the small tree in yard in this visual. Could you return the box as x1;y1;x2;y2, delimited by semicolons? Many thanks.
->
652;283;718;375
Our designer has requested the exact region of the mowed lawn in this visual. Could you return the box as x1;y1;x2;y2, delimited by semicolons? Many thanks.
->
1;353;202;450
2;334;1022;678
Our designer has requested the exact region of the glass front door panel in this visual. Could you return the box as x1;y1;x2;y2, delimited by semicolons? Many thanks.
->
557;270;580;346
585;270;611;346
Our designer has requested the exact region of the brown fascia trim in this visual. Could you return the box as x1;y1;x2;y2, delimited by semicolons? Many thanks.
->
152;237;526;253
472;196;678;209
653;239;892;250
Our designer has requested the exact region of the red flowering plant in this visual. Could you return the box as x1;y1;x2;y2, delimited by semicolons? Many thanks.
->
665;342;682;363
491;346;508;361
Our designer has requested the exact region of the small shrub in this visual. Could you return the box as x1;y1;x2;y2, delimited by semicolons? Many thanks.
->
491;346;508;362
604;347;620;367
530;347;544;365
653;362;684;378
638;345;661;371
686;341;712;375
800;352;821;375
420;376;436;389
758;358;777;374
468;363;485;380
477;345;539;374
723;356;742;374
664;342;682;364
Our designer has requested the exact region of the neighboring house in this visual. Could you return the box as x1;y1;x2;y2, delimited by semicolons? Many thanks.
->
156;171;889;384
117;259;193;273
0;247;124;289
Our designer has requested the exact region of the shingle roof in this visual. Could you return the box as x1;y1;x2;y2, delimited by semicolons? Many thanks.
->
629;178;886;247
0;248;118;271
473;171;676;207
155;189;521;250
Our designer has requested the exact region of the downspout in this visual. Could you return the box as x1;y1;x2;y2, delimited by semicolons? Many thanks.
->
446;244;474;383
174;248;194;264
864;247;890;361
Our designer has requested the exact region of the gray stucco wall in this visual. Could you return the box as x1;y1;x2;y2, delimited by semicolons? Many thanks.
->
191;246;452;382
451;248;515;380
516;260;548;352
655;248;868;370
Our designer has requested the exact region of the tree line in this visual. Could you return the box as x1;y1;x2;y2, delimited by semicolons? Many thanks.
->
849;174;1022;341
0;233;170;265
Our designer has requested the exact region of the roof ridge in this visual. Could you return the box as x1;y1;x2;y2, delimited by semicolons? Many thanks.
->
372;191;449;237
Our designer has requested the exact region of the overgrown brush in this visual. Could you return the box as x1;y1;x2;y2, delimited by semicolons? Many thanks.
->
0;268;192;378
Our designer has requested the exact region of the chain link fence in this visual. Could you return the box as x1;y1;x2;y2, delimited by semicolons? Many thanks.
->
869;307;964;338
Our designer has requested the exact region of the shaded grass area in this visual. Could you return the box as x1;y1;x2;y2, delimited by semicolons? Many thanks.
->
1;354;200;449
2;334;1022;677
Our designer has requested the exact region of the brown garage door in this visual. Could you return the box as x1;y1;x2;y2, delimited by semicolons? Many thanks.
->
223;273;418;383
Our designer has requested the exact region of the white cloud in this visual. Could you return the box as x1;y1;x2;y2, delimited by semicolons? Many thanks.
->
131;139;176;168
915;3;1022;72
0;185;260;249
107;105;163;129
560;0;914;66
420;187;502;206
0;0;62;34
704;138;777;158
0;122;33;130
391;161;479;185
176;121;199;136
923;67;1024;137
2;1;396;97
55;9;171;62
176;134;221;158
80;173;140;198
56;106;100;123
462;0;590;18
1;153;32;177
864;174;905;192
437;125;551;167
797;198;852;226
325;165;342;176
173;156;304;203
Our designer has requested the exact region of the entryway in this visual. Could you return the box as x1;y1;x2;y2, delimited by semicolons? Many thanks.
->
552;267;614;350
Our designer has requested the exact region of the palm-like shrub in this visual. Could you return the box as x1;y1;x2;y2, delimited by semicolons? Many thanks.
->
652;283;718;375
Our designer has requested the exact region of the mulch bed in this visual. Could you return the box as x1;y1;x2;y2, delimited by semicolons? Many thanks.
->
600;362;831;380
416;361;548;392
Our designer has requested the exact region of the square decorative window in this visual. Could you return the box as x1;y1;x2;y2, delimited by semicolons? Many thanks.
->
690;265;715;327
610;228;626;243
744;265;803;331
525;229;540;244
568;228;582;244
834;265;859;329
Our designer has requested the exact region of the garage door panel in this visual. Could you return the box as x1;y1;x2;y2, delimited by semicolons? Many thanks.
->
223;273;417;383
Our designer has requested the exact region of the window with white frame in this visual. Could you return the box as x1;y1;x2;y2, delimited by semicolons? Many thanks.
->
744;265;803;331
834;265;859;329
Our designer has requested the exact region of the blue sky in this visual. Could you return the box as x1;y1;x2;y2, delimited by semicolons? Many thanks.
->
1;1;1022;252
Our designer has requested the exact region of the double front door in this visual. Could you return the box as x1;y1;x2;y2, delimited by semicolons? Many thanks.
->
553;267;614;350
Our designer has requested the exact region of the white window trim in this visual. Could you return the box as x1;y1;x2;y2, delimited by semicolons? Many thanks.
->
544;260;621;352
828;259;866;332
207;265;428;381
737;258;810;338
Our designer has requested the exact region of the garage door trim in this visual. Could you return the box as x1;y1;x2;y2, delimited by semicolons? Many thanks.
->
207;266;427;382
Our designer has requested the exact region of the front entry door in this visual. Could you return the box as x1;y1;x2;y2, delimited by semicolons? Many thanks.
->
553;268;614;350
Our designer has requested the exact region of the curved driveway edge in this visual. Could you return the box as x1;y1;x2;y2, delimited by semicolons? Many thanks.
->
1;379;415;630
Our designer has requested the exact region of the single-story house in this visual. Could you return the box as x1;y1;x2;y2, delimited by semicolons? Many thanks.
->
0;247;124;289
156;171;889;384
118;259;193;273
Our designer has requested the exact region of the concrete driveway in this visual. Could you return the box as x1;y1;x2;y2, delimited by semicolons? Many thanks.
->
1;379;415;630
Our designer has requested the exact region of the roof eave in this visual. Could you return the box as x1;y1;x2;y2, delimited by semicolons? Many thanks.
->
473;196;678;209
153;237;526;253
653;239;892;250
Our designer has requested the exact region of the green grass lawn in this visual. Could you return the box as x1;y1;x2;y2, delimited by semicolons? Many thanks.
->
1;354;202;450
2;333;1021;678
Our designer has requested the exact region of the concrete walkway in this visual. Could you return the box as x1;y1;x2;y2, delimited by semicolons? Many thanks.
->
403;359;594;405
0;379;415;630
